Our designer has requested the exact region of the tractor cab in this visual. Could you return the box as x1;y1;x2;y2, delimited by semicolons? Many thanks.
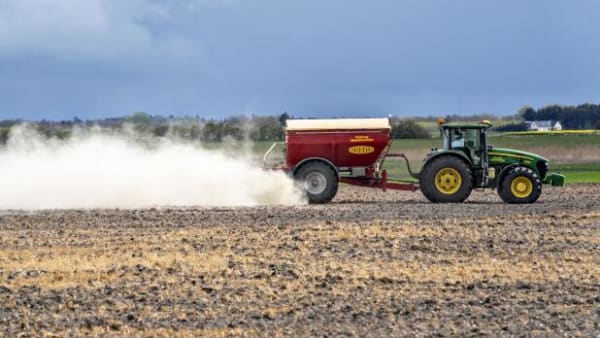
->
440;120;492;168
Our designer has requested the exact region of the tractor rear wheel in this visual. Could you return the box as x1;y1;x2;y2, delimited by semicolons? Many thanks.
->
294;161;338;204
420;156;473;203
498;166;541;204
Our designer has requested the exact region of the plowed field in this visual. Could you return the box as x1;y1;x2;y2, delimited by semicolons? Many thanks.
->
1;185;599;337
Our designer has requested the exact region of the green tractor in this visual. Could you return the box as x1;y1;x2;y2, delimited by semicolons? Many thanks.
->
413;120;565;203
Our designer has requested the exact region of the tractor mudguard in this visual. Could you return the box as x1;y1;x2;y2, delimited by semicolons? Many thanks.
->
423;150;472;169
292;157;339;180
495;164;520;188
497;165;565;188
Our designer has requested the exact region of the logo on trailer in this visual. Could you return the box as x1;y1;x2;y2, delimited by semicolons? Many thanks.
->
350;135;374;143
348;145;375;155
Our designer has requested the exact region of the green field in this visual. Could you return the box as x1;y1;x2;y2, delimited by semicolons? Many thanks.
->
504;130;599;136
381;158;600;184
552;162;600;183
253;133;600;184
388;133;600;150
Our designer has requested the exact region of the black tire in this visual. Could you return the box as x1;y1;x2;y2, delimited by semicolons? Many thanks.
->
420;156;473;203
498;166;542;204
294;161;338;204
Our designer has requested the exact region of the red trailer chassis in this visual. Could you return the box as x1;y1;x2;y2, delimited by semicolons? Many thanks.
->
338;154;419;192
263;119;418;201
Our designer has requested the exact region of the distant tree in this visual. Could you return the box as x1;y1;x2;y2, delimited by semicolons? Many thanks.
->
189;124;202;139
0;127;9;145
278;112;290;126
494;122;528;132
391;120;430;139
127;112;153;133
596;120;600;130
202;121;221;142
129;112;151;124
518;106;536;121
0;120;21;128
54;129;71;140
154;124;169;137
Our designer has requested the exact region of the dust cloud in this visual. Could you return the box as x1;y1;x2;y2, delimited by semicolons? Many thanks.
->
0;125;305;209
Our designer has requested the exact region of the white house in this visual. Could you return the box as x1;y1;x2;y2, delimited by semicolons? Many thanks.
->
525;120;562;131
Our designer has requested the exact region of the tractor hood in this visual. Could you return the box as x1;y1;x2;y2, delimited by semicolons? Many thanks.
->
488;147;549;163
487;147;565;186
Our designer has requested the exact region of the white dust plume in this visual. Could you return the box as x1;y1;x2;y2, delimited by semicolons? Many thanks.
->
0;125;305;209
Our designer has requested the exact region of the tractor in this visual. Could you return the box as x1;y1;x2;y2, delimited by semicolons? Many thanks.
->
416;119;565;203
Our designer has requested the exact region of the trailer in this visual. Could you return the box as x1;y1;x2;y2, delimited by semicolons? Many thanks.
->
264;118;565;204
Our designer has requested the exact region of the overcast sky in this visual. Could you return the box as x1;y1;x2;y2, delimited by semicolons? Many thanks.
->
1;0;599;120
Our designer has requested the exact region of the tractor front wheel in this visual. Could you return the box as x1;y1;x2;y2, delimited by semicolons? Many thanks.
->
420;156;473;203
498;166;541;204
294;161;338;204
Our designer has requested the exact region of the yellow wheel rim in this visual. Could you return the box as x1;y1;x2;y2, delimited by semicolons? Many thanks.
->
434;168;462;195
510;176;533;198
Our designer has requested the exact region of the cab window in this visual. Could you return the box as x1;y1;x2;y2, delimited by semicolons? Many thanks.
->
450;129;465;148
447;128;481;165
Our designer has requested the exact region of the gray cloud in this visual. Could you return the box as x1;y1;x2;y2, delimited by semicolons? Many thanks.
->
0;0;599;120
0;0;213;65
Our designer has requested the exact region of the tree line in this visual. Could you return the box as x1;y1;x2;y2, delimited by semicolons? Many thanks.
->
0;113;287;144
0;112;431;144
519;103;600;130
1;105;599;145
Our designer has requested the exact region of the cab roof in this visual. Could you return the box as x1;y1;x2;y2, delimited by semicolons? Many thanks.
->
441;121;492;129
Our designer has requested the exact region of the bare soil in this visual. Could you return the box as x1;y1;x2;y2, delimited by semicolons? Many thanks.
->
1;185;599;337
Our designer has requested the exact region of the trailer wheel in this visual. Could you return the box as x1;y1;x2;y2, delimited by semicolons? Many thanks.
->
294;161;338;204
498;166;541;204
420;156;472;203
